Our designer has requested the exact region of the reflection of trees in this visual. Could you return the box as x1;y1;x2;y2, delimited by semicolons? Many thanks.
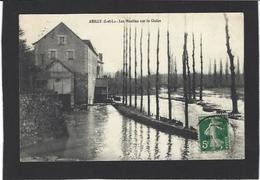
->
134;122;138;159
181;138;189;160
166;134;172;160
138;124;144;159
154;130;160;159
121;116;128;160
127;120;133;157
146;127;151;160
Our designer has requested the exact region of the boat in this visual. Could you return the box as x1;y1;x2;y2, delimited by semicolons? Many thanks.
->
112;103;198;140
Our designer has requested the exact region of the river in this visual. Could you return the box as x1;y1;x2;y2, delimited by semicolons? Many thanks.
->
21;92;244;161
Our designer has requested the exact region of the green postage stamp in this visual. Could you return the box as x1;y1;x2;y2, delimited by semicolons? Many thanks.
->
198;115;229;152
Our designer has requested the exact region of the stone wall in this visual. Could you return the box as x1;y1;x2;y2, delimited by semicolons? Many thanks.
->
20;93;68;148
74;73;88;105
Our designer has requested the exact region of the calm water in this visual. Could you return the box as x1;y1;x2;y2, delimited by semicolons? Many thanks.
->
21;94;244;161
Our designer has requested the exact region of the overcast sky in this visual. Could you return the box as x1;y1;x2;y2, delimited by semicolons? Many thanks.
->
19;13;243;75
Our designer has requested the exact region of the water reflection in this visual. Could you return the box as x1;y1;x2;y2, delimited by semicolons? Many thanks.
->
146;127;151;160
21;104;244;161
166;134;172;160
181;138;189;160
138;124;144;159
154;130;160;160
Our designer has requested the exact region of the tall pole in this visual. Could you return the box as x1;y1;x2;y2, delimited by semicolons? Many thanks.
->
199;34;203;101
167;30;172;121
147;30;151;116
134;27;137;108
140;28;143;112
129;26;132;107
156;28;160;120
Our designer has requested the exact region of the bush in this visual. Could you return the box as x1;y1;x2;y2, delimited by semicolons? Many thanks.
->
20;93;68;148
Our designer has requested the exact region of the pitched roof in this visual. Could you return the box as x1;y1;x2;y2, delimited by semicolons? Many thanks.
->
33;22;99;56
82;40;98;56
45;59;73;73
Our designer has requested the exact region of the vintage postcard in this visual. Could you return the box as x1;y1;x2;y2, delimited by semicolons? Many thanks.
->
19;13;245;161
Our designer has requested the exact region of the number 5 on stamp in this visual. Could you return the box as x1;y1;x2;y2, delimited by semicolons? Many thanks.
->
198;115;229;152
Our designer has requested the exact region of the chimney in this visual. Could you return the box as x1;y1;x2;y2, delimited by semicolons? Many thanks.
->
98;53;103;62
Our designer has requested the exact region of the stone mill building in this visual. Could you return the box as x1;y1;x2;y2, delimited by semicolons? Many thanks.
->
33;22;105;108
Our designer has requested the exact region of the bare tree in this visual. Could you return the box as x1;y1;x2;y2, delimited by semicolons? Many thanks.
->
129;26;132;107
213;59;217;87
224;14;239;114
147;30;151;116
192;33;196;100
134;27;137;108
199;34;203;101
225;58;229;86
219;58;223;87
183;33;189;128
174;58;178;91
122;25;126;104
186;41;192;100
156;28;160;120
167;30;172;121
140;28;143;112
125;25;128;105
236;57;240;85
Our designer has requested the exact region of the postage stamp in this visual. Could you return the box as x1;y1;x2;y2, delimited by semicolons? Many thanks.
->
198;115;229;152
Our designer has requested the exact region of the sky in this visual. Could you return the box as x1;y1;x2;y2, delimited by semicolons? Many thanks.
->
19;13;244;75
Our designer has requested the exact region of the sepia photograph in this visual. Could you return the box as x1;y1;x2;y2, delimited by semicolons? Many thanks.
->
19;13;245;161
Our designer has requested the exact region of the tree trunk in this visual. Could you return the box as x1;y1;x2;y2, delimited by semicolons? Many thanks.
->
125;26;128;105
199;34;203;101
224;14;239;114
214;59;217;87
129;26;132;107
134;27;137;108
174;58;178;91
156;28;160;120
186;46;192;100
219;58;223;87
167;30;172;121
122;25;126;104
192;33;196;100
147;30;151;116
140;29;143;112
183;33;189;128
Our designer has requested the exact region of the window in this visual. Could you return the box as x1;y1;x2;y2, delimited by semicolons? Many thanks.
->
66;50;74;60
50;50;56;59
40;54;44;65
58;35;66;45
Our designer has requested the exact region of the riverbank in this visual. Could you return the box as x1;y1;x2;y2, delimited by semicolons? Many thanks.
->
20;93;68;149
113;103;197;140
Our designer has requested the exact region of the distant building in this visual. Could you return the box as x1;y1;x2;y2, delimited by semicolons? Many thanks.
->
33;22;104;107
